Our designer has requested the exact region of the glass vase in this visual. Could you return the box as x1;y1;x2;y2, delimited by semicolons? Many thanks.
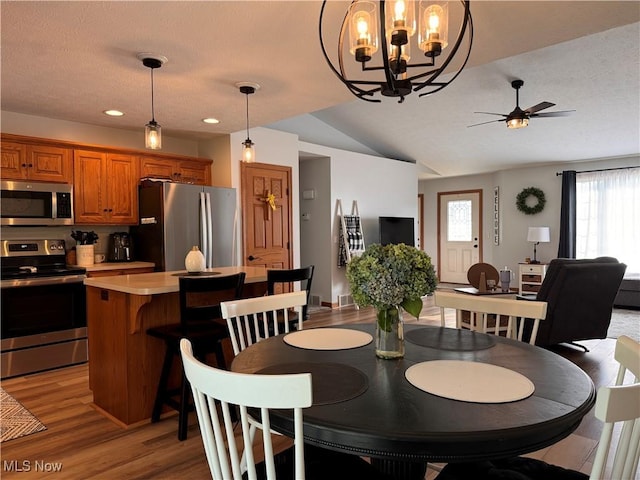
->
375;305;404;359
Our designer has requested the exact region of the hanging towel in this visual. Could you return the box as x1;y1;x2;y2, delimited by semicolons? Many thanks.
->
338;215;365;267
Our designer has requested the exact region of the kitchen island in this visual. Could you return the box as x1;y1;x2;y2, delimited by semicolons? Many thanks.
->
84;266;267;427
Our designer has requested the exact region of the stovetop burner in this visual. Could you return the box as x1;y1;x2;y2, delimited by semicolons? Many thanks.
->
1;239;86;283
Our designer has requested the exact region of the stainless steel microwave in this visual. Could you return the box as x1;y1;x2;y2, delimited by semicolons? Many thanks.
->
1;180;74;226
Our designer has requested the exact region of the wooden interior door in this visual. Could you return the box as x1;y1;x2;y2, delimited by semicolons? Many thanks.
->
241;162;292;270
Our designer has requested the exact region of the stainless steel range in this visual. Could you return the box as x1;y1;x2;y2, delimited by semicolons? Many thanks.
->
1;239;88;379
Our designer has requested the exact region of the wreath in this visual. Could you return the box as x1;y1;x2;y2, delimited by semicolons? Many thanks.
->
516;187;546;215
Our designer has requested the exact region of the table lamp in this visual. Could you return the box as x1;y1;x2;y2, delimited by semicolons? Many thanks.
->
527;227;550;264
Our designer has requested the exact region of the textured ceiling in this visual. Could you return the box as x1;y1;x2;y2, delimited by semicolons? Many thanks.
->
1;1;639;179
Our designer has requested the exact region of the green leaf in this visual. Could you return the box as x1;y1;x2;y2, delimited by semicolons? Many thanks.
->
401;298;423;319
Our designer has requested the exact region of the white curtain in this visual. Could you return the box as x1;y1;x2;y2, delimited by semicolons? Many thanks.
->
576;168;640;274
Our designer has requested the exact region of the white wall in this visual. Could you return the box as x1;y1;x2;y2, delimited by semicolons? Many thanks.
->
1;111;199;155
420;155;640;278
298;141;418;305
299;156;332;304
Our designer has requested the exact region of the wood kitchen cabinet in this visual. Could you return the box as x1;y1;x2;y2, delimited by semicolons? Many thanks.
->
1;140;72;183
74;150;139;224
140;156;210;185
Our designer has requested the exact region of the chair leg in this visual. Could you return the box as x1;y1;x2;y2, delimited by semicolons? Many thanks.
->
152;342;174;423
178;370;190;441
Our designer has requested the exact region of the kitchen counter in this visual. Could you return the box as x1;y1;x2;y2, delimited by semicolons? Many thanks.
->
85;265;268;427
75;261;155;273
84;265;267;294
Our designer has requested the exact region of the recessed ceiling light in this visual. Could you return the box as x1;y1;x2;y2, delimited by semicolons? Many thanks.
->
103;110;124;117
202;118;220;124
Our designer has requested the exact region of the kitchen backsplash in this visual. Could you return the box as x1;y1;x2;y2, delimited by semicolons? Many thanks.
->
0;225;129;255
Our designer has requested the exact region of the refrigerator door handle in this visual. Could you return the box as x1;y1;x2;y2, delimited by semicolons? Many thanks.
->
205;192;214;268
200;191;208;265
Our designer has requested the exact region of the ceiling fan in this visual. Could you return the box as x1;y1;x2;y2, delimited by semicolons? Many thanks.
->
468;80;575;129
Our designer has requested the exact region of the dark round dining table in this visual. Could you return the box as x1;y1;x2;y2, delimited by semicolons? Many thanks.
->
231;324;596;479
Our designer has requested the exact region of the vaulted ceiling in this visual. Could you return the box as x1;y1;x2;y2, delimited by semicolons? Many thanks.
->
2;2;639;179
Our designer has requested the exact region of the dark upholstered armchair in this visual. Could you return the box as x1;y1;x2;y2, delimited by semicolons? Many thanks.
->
523;257;626;349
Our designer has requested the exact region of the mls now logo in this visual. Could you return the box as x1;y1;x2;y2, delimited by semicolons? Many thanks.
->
3;460;63;472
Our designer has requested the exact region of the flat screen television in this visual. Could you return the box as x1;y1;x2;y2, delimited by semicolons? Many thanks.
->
379;217;415;246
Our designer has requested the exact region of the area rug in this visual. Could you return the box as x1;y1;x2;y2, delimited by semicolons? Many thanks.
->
607;309;640;342
0;387;46;442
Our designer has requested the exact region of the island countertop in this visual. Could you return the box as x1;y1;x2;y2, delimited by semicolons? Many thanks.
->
84;266;268;295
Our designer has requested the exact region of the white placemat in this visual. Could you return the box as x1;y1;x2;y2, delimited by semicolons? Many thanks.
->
405;360;535;403
284;328;373;350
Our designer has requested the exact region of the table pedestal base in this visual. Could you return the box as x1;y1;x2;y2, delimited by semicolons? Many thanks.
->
371;458;427;480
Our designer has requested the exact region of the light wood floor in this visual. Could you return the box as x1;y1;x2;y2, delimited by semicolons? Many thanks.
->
0;296;629;479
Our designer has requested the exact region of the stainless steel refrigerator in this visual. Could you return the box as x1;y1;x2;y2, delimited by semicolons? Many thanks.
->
132;181;237;271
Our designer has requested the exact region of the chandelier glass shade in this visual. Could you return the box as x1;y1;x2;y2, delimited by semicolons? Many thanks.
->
320;0;473;103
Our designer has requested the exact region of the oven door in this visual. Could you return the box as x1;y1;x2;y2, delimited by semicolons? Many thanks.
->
1;277;88;378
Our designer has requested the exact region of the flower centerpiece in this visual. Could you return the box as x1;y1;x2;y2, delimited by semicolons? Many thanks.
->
346;243;438;359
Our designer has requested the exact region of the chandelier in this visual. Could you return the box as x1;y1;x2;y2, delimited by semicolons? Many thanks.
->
319;1;473;103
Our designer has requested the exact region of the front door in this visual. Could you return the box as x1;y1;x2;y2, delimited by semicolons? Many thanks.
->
241;162;292;270
438;190;482;283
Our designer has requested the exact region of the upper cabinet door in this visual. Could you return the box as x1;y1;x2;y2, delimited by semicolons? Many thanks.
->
1;141;72;183
74;150;106;224
0;141;28;179
74;150;139;225
28;145;73;183
140;157;175;181
107;153;138;224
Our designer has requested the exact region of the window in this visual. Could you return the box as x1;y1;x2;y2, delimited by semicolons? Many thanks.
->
447;200;472;241
576;168;640;273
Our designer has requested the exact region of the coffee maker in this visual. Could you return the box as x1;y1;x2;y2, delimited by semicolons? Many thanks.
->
108;232;133;262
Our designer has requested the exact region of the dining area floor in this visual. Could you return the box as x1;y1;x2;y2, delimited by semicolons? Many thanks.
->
0;294;630;479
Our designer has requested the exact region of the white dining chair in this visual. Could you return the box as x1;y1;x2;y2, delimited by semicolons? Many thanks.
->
180;338;311;480
590;335;640;479
180;338;393;480
434;290;548;344
221;290;307;356
220;290;307;472
435;335;640;480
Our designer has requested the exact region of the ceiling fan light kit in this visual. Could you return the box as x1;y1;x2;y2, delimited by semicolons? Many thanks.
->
138;53;168;150
469;79;575;129
320;0;473;103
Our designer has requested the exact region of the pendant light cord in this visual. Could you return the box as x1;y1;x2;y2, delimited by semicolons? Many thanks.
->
150;68;156;122
245;92;250;139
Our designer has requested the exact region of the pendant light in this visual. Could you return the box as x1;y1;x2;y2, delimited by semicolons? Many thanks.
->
237;82;260;163
138;53;167;150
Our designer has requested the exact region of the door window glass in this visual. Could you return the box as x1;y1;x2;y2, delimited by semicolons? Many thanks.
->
447;200;472;241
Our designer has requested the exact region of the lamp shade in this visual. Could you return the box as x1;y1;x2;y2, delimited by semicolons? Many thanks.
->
527;227;550;243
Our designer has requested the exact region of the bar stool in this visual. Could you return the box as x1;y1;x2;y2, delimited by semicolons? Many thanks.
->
267;265;314;323
147;272;245;440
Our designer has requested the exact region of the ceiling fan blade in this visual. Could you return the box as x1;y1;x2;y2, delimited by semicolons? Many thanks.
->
524;102;555;114
530;110;576;118
474;111;508;117
467;119;506;128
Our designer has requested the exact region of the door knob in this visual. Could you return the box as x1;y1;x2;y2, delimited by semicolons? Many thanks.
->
248;255;256;261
